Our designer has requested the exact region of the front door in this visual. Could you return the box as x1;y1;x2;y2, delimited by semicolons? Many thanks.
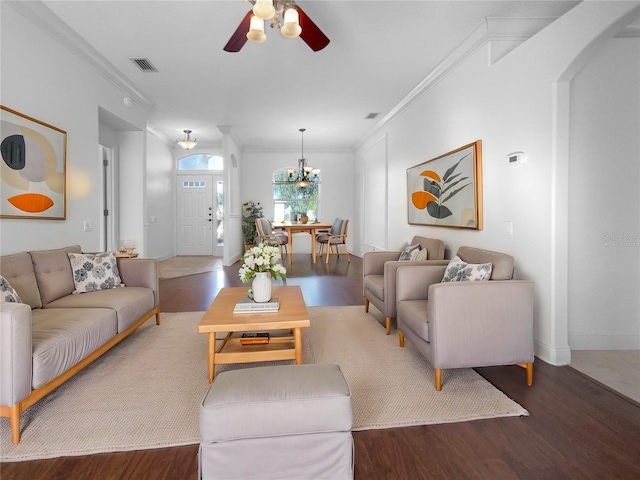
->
176;174;214;255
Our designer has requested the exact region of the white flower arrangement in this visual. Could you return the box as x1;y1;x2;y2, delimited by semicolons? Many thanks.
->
239;243;287;283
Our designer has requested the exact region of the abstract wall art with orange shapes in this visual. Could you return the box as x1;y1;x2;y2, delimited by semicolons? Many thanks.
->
407;140;482;230
1;106;67;219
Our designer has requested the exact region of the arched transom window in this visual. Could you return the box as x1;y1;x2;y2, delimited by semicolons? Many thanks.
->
178;154;223;171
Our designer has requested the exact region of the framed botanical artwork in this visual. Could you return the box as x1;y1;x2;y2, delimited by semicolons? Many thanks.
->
0;106;67;219
407;140;482;229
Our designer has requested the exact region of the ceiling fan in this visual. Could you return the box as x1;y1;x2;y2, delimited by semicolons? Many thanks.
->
224;0;330;53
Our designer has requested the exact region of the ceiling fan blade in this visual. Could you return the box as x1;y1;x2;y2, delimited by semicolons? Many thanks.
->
223;10;253;52
297;6;330;52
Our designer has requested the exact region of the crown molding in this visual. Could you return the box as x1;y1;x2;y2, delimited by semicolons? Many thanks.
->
217;125;245;151
353;17;559;151
146;126;172;145
8;0;154;110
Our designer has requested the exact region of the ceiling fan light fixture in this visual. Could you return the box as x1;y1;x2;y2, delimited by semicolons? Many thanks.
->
281;8;302;38
253;0;275;20
247;15;267;43
176;130;197;150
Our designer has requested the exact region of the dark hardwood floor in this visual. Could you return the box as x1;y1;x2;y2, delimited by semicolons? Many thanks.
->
2;254;640;479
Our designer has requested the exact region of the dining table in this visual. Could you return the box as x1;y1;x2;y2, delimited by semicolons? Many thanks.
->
272;221;333;264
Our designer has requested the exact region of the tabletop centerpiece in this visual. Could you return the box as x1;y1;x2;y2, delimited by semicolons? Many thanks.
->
239;243;287;302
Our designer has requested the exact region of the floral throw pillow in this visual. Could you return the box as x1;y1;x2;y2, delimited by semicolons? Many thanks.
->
68;253;124;294
399;244;421;261
442;256;492;282
0;274;22;303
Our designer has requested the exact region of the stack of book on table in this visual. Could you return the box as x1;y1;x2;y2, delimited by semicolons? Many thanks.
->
239;332;270;345
233;297;280;314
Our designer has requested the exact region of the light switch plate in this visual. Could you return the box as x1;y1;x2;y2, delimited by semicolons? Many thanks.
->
504;221;513;235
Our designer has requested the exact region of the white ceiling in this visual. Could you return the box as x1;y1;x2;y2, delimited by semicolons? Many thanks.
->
38;0;580;151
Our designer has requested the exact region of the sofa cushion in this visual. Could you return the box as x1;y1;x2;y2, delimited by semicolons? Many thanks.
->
397;300;430;342
442;256;492;282
410;236;446;261
31;308;117;389
0;252;42;309
68;252;123;293
46;286;155;332
457;246;514;280
363;274;384;300
0;275;23;303
200;364;352;443
30;246;81;306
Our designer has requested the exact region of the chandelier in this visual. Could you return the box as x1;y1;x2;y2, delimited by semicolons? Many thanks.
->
176;130;197;150
247;0;302;43
288;128;320;188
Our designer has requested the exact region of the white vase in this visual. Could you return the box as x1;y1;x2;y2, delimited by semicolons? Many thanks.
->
252;272;272;303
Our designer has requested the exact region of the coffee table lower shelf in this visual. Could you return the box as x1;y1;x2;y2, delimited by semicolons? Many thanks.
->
214;332;297;364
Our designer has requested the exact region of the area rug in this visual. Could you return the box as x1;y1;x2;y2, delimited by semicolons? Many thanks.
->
0;306;527;462
158;255;223;279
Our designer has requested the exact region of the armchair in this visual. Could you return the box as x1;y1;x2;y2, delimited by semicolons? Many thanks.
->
363;236;446;335
396;246;534;391
255;218;288;254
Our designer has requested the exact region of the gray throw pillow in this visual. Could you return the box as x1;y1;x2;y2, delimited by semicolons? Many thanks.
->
399;244;420;261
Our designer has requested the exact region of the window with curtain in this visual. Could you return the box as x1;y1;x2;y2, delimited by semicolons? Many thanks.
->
273;169;320;222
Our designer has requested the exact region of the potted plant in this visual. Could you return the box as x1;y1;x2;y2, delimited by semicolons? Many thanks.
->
242;201;263;250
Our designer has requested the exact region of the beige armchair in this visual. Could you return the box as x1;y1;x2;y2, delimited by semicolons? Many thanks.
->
363;236;446;335
396;246;534;391
255;218;288;254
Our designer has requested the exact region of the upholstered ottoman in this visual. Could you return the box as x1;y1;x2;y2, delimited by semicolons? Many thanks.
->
199;363;353;480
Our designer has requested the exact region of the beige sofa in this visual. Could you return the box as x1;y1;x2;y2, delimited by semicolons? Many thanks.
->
0;245;160;443
363;236;447;334
396;246;534;391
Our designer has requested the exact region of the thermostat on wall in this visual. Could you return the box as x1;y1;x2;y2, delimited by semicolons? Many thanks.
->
508;151;525;165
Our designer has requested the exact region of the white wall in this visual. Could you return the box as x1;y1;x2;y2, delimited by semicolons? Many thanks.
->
0;4;148;255
353;2;640;365
146;133;175;261
117;131;146;256
241;149;355;254
568;37;640;350
222;130;244;266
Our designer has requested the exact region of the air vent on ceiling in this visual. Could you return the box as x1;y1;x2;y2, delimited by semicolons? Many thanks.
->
365;112;380;120
130;57;158;72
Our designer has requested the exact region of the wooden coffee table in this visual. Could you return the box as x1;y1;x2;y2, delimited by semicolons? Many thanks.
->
197;286;310;382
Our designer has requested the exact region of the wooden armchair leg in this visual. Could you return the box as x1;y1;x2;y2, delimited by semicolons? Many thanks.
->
364;297;369;313
10;404;21;444
518;362;534;386
398;330;405;347
385;317;391;335
435;369;443;391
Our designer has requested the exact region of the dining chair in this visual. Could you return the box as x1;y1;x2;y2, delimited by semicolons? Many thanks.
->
255;218;288;254
316;218;350;263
